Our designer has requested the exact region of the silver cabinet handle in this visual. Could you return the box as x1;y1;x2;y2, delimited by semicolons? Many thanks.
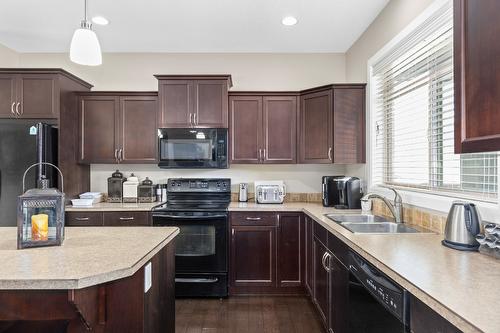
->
75;217;90;221
245;217;262;221
119;217;135;221
11;102;15;116
114;149;119;163
175;278;219;284
322;252;331;272
263;149;266;162
189;113;193;126
258;148;262;163
328;147;333;161
232;228;235;237
15;102;21;116
193;113;198;126
119;148;123;162
325;253;332;273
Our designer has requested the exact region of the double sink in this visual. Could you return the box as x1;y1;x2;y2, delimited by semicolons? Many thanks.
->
325;214;423;234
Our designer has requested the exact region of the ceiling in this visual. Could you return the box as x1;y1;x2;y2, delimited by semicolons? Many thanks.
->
0;0;389;53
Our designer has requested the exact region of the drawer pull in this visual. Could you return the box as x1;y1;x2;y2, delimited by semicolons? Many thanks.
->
75;217;90;221
245;217;262;221
119;217;135;221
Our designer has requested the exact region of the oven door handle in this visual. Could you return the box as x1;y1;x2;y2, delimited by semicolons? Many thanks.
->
175;278;219;284
152;214;227;219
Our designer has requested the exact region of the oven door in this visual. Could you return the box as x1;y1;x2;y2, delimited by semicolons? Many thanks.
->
158;128;227;168
152;211;228;273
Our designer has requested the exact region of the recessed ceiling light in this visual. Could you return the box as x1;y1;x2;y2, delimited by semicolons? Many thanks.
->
282;16;298;26
92;16;109;26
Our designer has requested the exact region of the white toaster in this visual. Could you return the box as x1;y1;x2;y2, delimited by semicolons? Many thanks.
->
254;181;286;204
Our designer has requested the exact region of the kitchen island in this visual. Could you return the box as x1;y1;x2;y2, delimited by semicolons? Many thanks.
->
0;227;178;333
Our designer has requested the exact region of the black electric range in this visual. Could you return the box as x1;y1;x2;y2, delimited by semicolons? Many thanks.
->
152;178;231;297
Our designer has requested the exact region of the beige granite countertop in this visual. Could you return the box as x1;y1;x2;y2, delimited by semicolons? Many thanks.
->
63;201;498;332
0;227;178;290
230;202;499;333
66;202;164;212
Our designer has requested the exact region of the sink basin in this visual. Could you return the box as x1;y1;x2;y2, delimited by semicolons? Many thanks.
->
324;214;423;234
341;222;419;234
324;214;389;223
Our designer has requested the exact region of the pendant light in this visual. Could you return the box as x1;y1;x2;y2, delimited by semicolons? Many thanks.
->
70;0;102;66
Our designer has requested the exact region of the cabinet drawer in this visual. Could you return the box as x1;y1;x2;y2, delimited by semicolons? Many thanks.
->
313;221;328;245
231;212;278;226
66;212;103;226
103;211;151;226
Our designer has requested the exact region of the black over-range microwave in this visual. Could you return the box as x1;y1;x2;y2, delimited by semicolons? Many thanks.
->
158;128;228;169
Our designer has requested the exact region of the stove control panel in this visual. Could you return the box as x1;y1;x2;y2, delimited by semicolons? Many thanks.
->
167;178;231;192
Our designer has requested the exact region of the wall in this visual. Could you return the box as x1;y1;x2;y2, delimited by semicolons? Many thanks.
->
17;52;348;193
344;0;435;182
0;43;19;66
18;53;346;91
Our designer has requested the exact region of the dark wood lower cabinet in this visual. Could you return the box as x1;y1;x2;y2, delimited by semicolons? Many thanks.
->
229;212;304;295
313;237;330;328
410;296;461;333
0;242;175;333
304;216;314;296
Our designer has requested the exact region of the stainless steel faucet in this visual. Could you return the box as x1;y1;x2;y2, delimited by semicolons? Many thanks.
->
362;188;404;223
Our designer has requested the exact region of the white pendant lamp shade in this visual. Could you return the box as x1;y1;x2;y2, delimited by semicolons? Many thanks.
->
70;26;102;66
70;0;102;66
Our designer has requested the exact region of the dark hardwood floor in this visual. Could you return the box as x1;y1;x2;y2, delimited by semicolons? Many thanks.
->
176;296;325;333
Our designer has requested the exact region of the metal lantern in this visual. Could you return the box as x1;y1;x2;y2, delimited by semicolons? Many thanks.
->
17;162;65;249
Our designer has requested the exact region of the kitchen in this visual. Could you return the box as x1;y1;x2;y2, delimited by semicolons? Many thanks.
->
0;0;499;332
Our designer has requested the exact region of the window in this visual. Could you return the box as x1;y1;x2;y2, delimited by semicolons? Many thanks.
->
371;1;498;202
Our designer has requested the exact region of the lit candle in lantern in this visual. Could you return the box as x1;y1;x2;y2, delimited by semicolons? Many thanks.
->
31;214;49;241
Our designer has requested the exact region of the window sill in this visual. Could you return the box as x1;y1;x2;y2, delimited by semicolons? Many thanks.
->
369;185;500;223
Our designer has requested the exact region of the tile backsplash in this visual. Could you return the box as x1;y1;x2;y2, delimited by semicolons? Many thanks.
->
372;199;447;234
231;192;322;203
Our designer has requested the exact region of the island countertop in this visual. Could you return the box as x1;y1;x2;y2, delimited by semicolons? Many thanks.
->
0;226;178;290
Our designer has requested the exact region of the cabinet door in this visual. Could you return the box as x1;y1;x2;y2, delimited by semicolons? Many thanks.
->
194;80;228;128
0;74;17;118
304;216;313;295
313;238;330;328
329;256;349;333
277;213;303;288
229;96;263;164
103;211;151;226
119;95;158;163
230;226;277;288
79;96;119;163
454;0;500;153
158;80;193;128
299;90;333;163
333;88;365;163
263;96;297;163
410;296;461;333
18;74;59;118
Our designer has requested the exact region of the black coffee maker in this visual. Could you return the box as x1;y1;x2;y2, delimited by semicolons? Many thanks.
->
322;176;362;209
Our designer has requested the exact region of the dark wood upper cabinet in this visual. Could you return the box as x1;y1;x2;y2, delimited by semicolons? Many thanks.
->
0;74;19;118
229;95;263;163
299;85;366;164
120;95;158;163
333;87;366;163
0;70;88;119
194;80;229;127
299;89;333;164
79;95;120;163
230;93;298;164
156;75;232;128
263;96;297;163
18;74;58;119
78;92;158;164
454;0;500;153
277;213;303;288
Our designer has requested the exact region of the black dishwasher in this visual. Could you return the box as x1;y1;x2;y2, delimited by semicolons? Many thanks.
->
348;251;410;332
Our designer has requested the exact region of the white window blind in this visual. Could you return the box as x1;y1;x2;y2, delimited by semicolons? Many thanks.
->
372;1;498;202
